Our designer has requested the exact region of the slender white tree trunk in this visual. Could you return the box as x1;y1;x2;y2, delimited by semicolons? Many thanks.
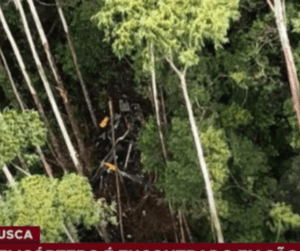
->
150;43;168;161
0;8;63;174
56;2;98;130
12;0;83;175
0;7;42;109
269;0;300;131
166;57;224;243
180;73;223;243
3;165;15;186
26;0;87;164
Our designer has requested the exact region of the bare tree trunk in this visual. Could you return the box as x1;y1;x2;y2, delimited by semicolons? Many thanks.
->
150;43;168;161
3;165;15;186
17;155;29;172
108;99;125;243
166;57;224;243
26;0;87;165
56;3;98;130
178;210;186;243
96;223;110;243
62;224;75;243
0;10;64;174
183;214;194;243
268;0;300;131
169;201;179;243
36;146;53;178
11;0;83;175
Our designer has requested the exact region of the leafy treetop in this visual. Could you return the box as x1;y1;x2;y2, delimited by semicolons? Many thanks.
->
0;109;46;167
92;0;240;70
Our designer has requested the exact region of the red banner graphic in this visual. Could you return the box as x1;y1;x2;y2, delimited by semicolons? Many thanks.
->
0;244;299;250
0;227;40;244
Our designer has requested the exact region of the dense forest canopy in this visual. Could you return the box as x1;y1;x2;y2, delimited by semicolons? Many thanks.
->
1;0;300;243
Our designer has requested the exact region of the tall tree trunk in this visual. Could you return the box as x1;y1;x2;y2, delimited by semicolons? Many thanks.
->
11;0;83;175
169;201;179;243
26;0;87;165
56;2;98;130
268;0;300;131
109;99;125;243
150;43;168;161
62;224;76;243
183;214;194;243
160;86;168;128
0;8;65;174
96;223;110;243
36;146;53;178
3;165;15;186
178;210;186;243
166;57;224;243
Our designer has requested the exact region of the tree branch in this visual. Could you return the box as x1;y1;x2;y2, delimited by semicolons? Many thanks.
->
267;0;275;12
165;56;183;78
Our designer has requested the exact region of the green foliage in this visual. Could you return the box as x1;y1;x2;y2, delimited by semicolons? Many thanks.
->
225;200;268;242
291;12;300;33
3;0;300;243
269;202;300;239
55;1;105;81
221;102;253;128
201;126;231;191
0;109;46;166
54;0;132;122
93;0;240;69
138;115;165;173
229;132;270;193
96;198;117;226
0;175;64;242
279;154;300;215
57;0;81;8
0;66;18;109
189;84;211;108
221;130;299;242
22;153;41;167
229;71;248;89
160;117;203;208
0;173;113;242
55;0;119;85
144;115;231;211
134;2;300;241
57;173;99;226
270;202;300;229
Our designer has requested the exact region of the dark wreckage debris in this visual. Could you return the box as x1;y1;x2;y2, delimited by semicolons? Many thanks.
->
91;94;150;192
88;92;184;243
